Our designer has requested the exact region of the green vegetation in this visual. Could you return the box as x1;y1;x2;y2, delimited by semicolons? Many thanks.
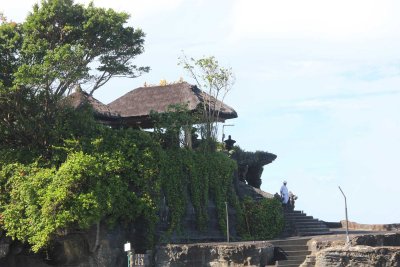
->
0;110;240;251
179;54;235;146
0;0;284;255
0;0;148;155
0;123;163;251
151;104;238;234
160;149;237;234
241;197;284;240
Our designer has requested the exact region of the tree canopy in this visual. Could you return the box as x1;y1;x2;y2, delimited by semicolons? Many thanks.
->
179;54;235;142
0;0;148;157
3;0;148;96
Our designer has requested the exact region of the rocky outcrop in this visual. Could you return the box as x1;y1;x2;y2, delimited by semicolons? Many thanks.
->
314;246;400;266
232;150;277;189
154;241;274;267
0;223;129;267
301;233;400;267
342;220;400;232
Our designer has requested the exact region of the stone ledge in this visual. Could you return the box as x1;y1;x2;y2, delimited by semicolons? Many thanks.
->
341;220;400;231
313;246;400;266
301;233;400;267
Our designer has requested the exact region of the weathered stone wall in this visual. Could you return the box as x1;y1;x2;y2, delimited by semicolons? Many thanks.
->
342;220;400;232
314;246;400;267
154;242;274;267
0;223;129;267
301;233;400;267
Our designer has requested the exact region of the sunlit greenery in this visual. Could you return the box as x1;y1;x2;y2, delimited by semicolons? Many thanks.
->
0;0;283;255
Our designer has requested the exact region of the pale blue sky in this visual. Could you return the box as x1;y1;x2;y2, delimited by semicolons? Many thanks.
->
3;0;400;224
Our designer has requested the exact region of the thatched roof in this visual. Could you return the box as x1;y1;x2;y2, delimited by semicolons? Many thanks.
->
63;90;120;121
108;82;237;128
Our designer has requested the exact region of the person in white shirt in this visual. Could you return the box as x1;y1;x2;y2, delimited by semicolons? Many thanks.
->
280;181;289;210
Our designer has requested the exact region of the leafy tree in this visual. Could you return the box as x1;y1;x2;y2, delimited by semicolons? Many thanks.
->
179;54;235;143
17;0;149;96
151;104;197;149
0;0;148;157
0;128;162;252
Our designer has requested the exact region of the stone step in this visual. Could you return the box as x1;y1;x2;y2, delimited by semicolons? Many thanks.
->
284;216;318;222
297;230;331;236
270;237;312;267
295;222;329;227
296;219;326;226
285;210;304;214
286;218;316;224
296;225;330;231
270;238;310;246
280;209;332;241
284;210;306;214
296;227;330;233
298;231;332;236
277;245;308;252
287;254;310;262
284;250;310;257
277;259;305;266
277;264;305;266
284;212;312;216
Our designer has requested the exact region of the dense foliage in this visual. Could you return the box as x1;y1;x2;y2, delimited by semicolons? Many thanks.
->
0;125;162;251
0;0;283;255
241;197;284;240
160;149;237;234
151;104;239;234
0;0;148;154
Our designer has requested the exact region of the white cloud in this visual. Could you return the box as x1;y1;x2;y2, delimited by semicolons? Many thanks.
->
1;0;39;22
230;0;399;41
76;0;186;20
1;0;185;22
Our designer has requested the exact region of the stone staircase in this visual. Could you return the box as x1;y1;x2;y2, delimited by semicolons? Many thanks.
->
269;238;311;266
265;210;331;266
281;210;331;237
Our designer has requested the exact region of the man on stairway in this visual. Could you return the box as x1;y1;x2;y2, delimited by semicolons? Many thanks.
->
280;181;289;211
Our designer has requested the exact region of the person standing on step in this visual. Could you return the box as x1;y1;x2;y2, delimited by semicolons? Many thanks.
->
280;181;289;210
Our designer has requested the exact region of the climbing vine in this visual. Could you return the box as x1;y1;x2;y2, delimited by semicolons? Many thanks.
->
159;148;237;235
0;100;281;253
241;196;284;240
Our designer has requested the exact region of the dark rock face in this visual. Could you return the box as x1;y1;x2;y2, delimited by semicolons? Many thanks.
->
232;150;277;189
0;186;259;267
0;223;129;267
157;194;239;244
351;233;400;247
155;242;274;267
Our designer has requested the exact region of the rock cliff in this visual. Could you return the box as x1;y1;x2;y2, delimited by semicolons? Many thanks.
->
301;233;400;267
